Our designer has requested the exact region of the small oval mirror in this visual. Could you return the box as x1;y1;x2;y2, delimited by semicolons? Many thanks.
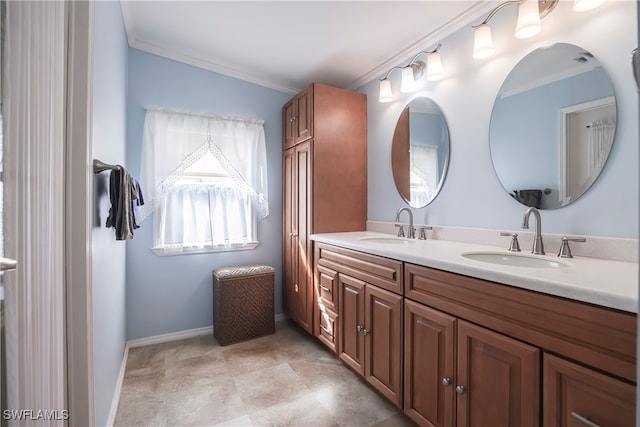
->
391;97;450;208
490;43;616;209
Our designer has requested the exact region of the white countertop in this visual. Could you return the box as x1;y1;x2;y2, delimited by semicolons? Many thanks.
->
311;231;639;314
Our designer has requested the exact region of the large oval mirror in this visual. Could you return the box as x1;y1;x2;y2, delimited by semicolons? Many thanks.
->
490;43;616;209
392;97;450;208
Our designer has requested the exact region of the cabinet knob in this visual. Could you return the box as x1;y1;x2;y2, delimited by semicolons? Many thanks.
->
356;325;363;332
362;328;370;336
455;385;465;394
441;377;451;386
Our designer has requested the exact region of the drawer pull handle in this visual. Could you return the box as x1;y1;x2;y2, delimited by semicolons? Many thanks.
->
320;285;331;292
455;385;465;394
319;324;332;335
571;412;601;427
442;377;451;386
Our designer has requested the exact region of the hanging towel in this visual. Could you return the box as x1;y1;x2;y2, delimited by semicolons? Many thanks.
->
106;167;139;240
132;178;145;230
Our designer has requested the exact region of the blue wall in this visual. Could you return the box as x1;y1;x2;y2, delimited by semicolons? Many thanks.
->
92;1;128;425
409;111;448;178
364;1;638;239
125;49;290;340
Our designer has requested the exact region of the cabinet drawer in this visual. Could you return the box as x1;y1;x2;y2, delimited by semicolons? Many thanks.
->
316;243;403;295
316;307;338;354
543;353;636;427
316;264;338;312
404;262;637;382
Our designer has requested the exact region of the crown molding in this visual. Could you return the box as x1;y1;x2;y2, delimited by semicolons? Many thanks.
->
119;1;299;94
120;1;500;95
129;38;300;95
346;1;501;91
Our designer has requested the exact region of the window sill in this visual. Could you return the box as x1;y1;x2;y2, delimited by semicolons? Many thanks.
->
151;241;259;256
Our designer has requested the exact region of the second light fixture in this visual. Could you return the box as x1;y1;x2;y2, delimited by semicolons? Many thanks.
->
378;44;443;103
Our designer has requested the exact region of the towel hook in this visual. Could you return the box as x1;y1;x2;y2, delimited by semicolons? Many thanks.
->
93;159;122;174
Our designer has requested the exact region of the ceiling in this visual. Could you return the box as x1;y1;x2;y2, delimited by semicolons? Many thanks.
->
120;1;499;95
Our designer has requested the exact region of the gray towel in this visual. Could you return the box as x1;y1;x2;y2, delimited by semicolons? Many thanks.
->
106;167;139;240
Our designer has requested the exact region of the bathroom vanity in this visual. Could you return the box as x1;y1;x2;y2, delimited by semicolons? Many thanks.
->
310;231;637;427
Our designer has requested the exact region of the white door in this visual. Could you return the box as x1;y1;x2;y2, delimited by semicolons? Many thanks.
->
1;2;94;426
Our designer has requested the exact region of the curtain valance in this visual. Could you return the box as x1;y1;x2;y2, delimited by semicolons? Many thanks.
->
138;106;269;222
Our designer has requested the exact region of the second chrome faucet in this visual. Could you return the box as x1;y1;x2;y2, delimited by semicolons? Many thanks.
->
521;207;545;255
395;207;415;239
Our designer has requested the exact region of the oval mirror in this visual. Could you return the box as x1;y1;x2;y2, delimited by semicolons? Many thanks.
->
490;43;616;209
391;97;450;208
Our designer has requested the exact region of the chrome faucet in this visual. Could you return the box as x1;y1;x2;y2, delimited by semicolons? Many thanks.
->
521;207;545;255
395;207;415;239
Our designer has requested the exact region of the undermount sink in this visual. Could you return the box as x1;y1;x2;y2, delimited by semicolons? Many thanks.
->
360;237;415;244
461;252;567;269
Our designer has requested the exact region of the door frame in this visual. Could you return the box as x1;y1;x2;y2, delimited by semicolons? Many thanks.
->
557;96;615;205
65;1;95;425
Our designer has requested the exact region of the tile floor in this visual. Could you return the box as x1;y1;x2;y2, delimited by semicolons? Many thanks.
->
114;320;415;427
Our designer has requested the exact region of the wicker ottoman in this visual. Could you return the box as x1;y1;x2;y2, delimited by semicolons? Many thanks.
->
212;265;275;346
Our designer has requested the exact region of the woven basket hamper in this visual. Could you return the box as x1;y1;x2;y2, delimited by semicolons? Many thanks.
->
212;265;275;346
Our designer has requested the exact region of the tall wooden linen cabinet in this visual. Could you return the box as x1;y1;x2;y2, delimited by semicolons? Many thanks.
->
282;83;367;333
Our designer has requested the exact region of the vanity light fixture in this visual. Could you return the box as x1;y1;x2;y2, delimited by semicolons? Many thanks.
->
472;0;558;59
378;44;444;102
572;0;607;12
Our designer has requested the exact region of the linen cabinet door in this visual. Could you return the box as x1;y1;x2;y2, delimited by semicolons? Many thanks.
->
365;284;403;407
293;141;312;333
282;148;296;318
294;85;313;144
543;353;635;427
456;320;540;427
338;274;366;376
404;300;455;427
283;98;296;149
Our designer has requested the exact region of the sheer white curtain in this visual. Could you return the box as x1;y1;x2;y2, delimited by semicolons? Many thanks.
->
155;178;253;251
140;107;268;254
410;144;439;206
587;119;615;177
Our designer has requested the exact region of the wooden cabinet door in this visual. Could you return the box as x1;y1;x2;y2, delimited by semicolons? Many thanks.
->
543;353;636;427
456;320;540;427
294;85;313;144
283;98;295;149
404;300;455;427
282;142;312;333
293;141;312;333
365;284;403;407
339;274;366;376
282;147;295;317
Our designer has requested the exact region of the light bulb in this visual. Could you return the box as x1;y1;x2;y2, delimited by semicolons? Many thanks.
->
400;66;417;93
473;24;494;59
426;51;444;81
515;0;542;39
378;79;393;103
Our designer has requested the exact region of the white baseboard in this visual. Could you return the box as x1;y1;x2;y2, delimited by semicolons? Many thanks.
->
105;343;130;427
127;325;214;348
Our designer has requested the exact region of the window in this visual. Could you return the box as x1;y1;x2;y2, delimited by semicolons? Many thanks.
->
139;107;268;255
